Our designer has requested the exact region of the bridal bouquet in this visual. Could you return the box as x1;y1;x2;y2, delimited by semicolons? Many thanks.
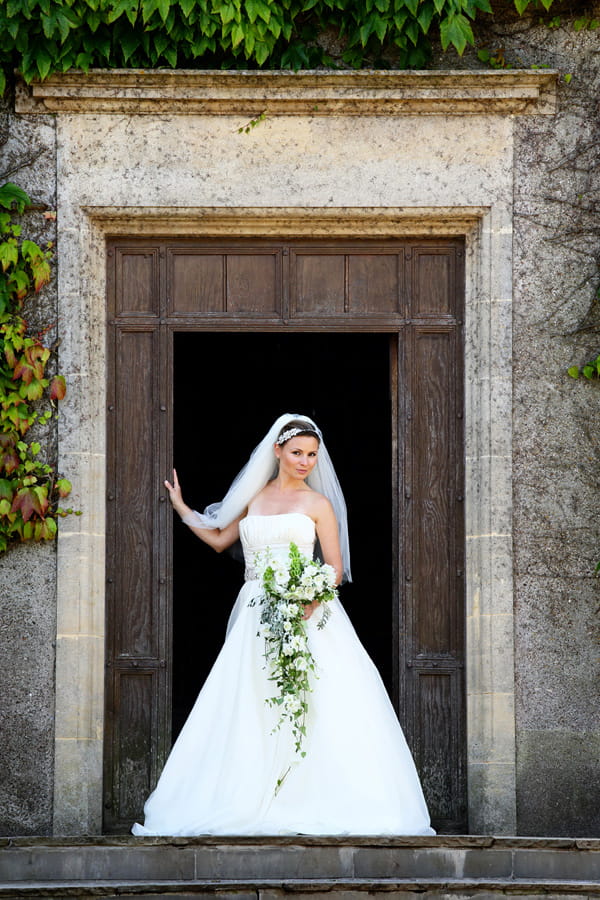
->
252;543;338;758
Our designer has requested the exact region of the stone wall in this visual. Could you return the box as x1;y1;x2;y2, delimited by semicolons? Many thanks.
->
435;13;600;836
0;89;57;835
510;26;599;838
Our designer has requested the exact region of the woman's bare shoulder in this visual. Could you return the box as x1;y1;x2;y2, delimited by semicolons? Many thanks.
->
304;490;334;519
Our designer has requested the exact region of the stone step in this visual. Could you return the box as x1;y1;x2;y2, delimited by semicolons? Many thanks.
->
0;836;598;898
3;878;600;899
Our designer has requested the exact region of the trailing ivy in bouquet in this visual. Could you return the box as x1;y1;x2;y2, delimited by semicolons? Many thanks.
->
252;541;337;757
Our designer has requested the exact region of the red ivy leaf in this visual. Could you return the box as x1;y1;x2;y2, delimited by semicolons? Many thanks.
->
33;485;49;516
11;487;42;522
50;375;67;401
2;450;20;475
13;357;33;384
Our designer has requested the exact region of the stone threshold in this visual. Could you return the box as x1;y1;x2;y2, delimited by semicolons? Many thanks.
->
15;68;557;116
2;878;600;898
2;835;598;848
1;836;599;888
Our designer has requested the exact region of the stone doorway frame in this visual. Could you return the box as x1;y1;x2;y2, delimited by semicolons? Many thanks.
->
54;204;515;834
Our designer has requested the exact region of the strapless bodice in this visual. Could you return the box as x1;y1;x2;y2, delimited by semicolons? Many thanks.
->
240;513;316;579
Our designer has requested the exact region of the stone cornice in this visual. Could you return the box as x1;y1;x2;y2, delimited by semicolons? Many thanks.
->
15;69;557;116
80;205;487;240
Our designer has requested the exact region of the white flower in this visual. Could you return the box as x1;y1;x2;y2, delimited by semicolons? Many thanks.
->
279;602;297;619
321;563;336;585
283;696;303;714
282;641;296;656
273;565;289;589
289;634;306;652
293;656;309;671
283;620;293;632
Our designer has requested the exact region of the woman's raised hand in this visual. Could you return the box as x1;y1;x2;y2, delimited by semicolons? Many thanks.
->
164;468;187;515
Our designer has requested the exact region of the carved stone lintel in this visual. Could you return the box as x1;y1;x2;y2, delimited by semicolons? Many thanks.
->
15;68;557;117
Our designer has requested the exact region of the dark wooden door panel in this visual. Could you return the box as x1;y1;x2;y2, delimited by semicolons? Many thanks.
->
226;253;281;315
348;254;402;315
114;248;160;318
112;328;160;659
410;669;464;824
105;237;466;833
168;251;225;315
291;251;346;317
167;248;282;318
104;313;171;831
401;246;466;830
290;247;405;319
411;248;457;318
411;328;460;657
112;670;160;824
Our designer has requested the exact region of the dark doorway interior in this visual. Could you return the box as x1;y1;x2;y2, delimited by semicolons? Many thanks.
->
171;331;393;739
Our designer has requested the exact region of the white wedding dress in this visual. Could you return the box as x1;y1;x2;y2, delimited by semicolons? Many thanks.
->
132;513;434;836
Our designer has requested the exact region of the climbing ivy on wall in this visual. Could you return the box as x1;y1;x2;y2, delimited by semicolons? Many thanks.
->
0;182;74;553
0;0;558;91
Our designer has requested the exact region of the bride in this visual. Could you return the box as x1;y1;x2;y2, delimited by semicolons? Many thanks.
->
132;413;434;836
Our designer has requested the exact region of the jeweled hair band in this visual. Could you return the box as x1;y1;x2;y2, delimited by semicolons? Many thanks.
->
276;426;318;446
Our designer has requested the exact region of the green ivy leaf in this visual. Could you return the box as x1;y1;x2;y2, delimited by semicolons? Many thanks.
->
0;240;18;272
0;479;13;501
417;3;434;33
358;20;372;44
440;12;473;52
403;0;420;18
162;44;177;65
245;0;258;22
230;21;245;45
35;46;54;80
372;13;388;40
255;0;271;23
119;29;142;62
108;0;140;25
219;3;236;24
0;184;30;214
405;18;419;43
56;478;72;498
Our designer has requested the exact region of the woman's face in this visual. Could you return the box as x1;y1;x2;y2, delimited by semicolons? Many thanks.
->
275;435;319;481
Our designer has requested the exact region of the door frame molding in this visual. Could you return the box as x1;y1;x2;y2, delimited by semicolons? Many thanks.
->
54;205;516;835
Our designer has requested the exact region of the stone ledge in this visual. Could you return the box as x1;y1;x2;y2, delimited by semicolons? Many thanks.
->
82;205;487;238
15;69;557;116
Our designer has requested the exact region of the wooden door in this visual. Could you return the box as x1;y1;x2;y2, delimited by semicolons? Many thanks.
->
104;238;465;833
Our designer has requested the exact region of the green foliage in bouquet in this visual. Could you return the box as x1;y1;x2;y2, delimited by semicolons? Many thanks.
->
253;541;337;763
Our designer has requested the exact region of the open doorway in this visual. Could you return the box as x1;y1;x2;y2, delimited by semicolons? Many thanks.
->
171;331;393;738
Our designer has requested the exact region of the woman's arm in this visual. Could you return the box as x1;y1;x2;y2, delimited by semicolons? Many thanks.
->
302;498;343;621
164;469;243;552
314;498;343;586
